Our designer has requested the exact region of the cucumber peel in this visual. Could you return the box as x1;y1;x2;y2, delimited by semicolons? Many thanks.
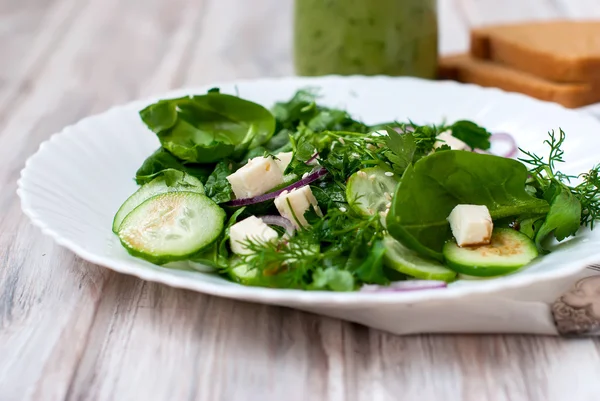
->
383;236;457;282
118;192;225;264
443;228;538;277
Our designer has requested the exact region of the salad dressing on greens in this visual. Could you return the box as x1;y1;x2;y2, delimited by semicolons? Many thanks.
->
112;88;600;292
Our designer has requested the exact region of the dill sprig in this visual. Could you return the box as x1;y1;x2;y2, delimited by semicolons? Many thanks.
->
519;129;600;227
231;208;388;290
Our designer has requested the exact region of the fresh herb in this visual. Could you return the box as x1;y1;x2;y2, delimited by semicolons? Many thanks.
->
226;208;388;289
519;129;600;246
204;160;234;204
384;128;416;173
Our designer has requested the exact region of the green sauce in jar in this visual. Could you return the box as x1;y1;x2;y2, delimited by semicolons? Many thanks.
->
294;0;438;78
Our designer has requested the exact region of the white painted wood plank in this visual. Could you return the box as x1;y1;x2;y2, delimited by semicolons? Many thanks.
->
180;0;294;86
0;0;214;400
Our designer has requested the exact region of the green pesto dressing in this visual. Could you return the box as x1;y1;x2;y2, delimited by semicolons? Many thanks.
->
294;0;438;78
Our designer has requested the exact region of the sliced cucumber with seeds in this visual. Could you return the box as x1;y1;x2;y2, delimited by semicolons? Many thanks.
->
112;174;204;233
118;192;225;264
443;228;538;277
346;167;398;217
383;236;457;282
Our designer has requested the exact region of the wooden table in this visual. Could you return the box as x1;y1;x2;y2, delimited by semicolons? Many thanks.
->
2;0;600;400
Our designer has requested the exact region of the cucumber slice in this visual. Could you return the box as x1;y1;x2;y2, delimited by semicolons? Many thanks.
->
228;263;259;285
346;167;398;216
112;174;204;233
443;228;538;277
383;236;457;282
118;192;225;264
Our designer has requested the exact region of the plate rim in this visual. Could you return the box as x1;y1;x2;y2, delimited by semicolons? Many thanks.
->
17;75;600;306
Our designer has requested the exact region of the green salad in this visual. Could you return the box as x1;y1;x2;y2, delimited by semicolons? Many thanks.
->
113;88;600;292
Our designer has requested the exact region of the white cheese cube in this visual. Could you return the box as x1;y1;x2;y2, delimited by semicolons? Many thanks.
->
229;216;279;255
447;205;493;247
434;131;469;151
226;156;284;199
274;185;322;228
275;152;294;172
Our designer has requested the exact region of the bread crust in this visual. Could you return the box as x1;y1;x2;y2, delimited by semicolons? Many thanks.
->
439;54;600;108
470;21;600;83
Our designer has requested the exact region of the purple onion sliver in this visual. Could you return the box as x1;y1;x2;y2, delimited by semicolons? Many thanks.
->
259;215;295;236
360;280;447;293
490;132;518;158
226;168;328;207
306;153;319;165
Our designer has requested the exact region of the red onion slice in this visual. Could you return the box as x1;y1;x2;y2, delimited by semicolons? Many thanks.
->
259;215;295;236
360;280;447;293
306;153;319;165
227;167;328;207
490;132;518;158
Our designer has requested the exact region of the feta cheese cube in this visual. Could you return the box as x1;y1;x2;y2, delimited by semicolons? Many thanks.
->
274;152;294;172
229;216;279;255
434;131;469;151
274;185;322;228
447;205;493;247
226;156;284;199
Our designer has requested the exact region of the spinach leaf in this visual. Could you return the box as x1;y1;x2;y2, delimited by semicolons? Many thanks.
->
135;147;212;185
386;151;550;260
204;160;234;204
449;120;492;150
535;185;582;251
140;92;276;164
309;268;355;291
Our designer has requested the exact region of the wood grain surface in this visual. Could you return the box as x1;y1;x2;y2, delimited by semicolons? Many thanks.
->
1;0;600;400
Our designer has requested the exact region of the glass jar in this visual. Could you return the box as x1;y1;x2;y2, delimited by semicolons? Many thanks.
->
294;0;438;78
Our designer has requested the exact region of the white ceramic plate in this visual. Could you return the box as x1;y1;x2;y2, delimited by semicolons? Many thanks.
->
18;76;600;335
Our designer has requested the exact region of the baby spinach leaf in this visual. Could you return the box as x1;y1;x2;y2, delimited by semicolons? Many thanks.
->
535;185;582;251
140;92;276;164
386;151;550;261
135;148;212;185
204;160;234;204
449;120;492;150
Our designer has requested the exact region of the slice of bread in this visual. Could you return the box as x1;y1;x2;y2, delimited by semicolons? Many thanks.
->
439;54;600;108
471;21;600;83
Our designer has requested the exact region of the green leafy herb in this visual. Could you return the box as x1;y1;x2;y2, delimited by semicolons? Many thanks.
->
519;129;600;245
387;150;550;260
140;91;276;164
204;160;234;204
230;208;388;289
384;128;416;173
